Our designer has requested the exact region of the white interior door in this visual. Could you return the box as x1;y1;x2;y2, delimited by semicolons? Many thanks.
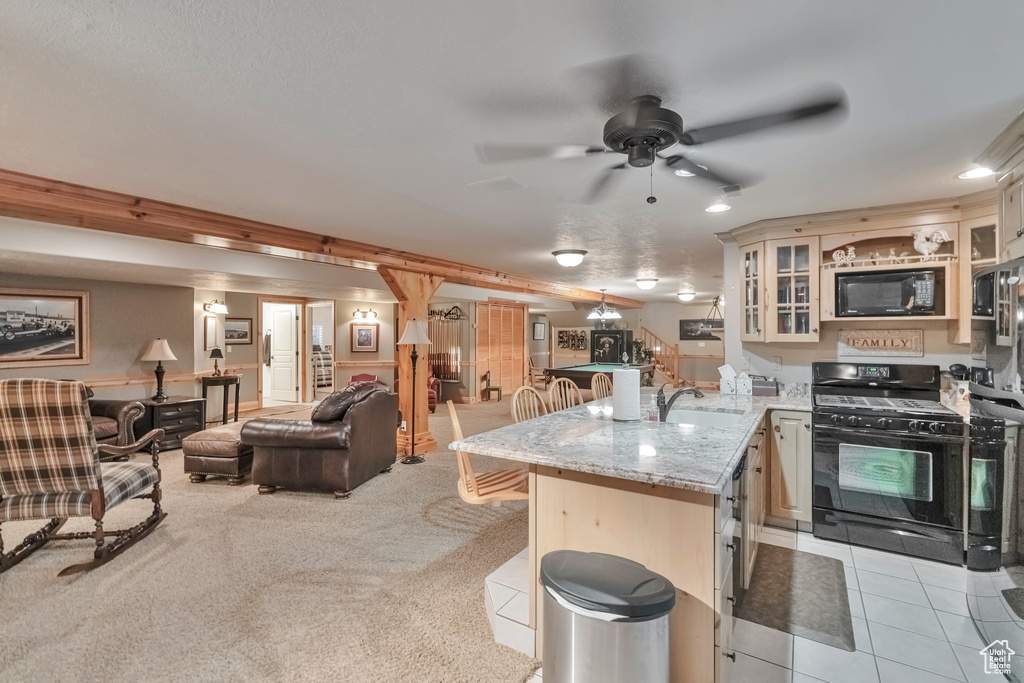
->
270;304;298;402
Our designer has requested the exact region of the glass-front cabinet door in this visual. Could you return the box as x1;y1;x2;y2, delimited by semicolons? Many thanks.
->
766;236;820;342
740;242;765;342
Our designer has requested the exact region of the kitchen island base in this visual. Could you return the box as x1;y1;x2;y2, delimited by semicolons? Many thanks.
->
527;465;728;683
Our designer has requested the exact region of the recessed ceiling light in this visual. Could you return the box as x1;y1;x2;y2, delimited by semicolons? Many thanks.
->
705;201;731;213
673;169;695;177
958;165;995;180
635;278;659;290
677;292;696;302
552;249;587;267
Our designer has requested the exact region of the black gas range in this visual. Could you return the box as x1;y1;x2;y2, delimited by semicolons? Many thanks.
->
811;362;968;565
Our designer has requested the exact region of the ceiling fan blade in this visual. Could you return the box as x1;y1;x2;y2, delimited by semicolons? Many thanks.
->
584;163;628;203
475;144;609;164
662;155;749;192
679;91;847;146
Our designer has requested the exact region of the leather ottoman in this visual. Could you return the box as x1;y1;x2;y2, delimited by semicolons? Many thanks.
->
183;421;253;486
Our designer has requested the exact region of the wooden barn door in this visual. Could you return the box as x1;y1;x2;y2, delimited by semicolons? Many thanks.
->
476;302;527;400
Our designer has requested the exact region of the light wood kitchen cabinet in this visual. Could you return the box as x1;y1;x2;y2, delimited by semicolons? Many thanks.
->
1001;175;1024;260
766;237;820;342
956;218;998;345
741;422;767;589
996;267;1015;347
739;243;765;342
769;410;813;523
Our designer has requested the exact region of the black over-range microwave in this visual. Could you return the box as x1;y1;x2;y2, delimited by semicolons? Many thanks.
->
836;268;942;317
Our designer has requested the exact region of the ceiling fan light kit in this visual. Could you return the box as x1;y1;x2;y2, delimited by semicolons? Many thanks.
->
552;249;588;267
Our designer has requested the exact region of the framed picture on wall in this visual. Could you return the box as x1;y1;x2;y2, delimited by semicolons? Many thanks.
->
532;322;546;341
204;316;219;351
224;317;253;345
0;288;89;368
351;323;379;353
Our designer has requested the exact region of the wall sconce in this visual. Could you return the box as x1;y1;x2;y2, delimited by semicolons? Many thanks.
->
204;299;229;315
352;308;377;320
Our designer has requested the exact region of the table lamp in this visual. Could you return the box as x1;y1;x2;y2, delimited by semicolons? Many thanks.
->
397;319;432;464
209;347;225;377
141;338;177;402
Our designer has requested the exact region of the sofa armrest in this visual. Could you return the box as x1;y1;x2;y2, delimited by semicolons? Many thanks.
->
241;419;351;450
90;398;145;447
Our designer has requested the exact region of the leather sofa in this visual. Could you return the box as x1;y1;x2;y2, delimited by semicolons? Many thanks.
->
64;384;144;450
240;383;398;499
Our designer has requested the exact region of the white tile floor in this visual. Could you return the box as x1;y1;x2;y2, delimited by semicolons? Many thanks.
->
498;527;1010;683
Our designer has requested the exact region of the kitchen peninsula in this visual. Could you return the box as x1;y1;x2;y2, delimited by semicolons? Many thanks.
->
451;390;810;683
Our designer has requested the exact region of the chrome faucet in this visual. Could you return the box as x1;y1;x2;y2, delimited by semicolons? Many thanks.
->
656;383;705;421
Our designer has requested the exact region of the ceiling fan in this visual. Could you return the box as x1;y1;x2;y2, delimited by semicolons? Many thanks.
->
474;55;847;203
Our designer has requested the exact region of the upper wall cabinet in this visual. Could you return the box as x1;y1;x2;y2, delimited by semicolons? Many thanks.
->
740;243;765;342
765;237;820;342
1001;175;1024;261
955;217;999;344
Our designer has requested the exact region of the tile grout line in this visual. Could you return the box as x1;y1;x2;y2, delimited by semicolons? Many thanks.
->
911;558;973;683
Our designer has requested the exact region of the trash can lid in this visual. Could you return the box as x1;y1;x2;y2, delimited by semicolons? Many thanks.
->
539;550;676;619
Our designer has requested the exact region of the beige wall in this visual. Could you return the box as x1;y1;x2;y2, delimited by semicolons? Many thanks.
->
334;300;397;388
639;302;724;385
0;273;197;400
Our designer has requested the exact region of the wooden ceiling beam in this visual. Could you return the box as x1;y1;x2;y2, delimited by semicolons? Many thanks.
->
0;168;643;308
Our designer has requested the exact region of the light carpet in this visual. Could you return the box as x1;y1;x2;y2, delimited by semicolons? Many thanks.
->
0;400;538;682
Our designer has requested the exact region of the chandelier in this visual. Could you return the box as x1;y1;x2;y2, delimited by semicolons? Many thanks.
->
699;296;724;331
587;289;622;320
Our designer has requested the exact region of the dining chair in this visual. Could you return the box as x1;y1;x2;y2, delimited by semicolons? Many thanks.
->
591;372;613;400
449;401;528;506
549;377;584;412
512;386;548;423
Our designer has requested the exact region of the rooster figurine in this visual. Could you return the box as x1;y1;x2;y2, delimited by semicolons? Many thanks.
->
832;245;856;266
913;228;949;261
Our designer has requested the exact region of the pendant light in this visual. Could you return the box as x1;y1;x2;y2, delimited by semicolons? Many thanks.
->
700;296;724;330
588;289;621;320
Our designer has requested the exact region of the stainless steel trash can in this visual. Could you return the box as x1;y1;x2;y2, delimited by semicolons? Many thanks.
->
540;550;676;683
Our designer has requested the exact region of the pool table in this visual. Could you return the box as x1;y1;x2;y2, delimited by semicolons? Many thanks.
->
544;363;655;390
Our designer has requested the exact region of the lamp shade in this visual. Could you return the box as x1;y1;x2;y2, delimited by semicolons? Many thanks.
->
397;319;432;346
209;347;225;360
140;338;177;362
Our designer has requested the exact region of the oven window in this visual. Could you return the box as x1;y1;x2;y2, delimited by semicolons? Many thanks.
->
838;443;933;501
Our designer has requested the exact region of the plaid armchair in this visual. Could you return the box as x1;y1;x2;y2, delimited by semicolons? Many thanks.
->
0;379;166;577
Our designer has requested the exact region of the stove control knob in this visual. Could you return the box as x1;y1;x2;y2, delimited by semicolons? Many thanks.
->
909;420;921;430
875;418;891;429
846;415;859;426
829;414;841;425
928;422;941;433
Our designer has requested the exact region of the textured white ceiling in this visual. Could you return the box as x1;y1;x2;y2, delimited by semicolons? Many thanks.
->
1;1;1022;302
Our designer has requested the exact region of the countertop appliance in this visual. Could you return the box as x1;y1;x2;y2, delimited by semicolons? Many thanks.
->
835;268;940;317
968;259;1024;680
811;362;967;565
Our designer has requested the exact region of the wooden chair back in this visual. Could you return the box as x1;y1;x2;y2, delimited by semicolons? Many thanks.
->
448;400;478;496
512;386;548;423
549;377;584;412
592;372;613;400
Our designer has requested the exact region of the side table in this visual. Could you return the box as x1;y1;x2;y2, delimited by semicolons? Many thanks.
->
202;374;241;425
137;396;207;451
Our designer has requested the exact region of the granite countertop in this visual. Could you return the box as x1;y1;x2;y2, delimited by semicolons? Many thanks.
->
450;389;812;495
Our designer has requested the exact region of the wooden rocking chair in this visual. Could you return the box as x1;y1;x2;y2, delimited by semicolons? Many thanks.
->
0;379;167;577
449;400;527;506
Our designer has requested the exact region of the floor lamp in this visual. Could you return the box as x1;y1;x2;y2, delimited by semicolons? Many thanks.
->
398;318;432;465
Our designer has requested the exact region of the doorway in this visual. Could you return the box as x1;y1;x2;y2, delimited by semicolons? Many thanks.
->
261;301;301;407
306;301;335;401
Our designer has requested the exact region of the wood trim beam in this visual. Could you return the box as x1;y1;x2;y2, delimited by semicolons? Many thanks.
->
0;168;642;308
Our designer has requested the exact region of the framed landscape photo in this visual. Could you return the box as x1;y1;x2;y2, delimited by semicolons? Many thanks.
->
0;288;89;368
351;323;379;353
532;322;546;341
224;317;253;345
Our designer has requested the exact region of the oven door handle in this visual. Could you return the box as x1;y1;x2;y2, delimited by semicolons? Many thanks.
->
812;423;965;445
